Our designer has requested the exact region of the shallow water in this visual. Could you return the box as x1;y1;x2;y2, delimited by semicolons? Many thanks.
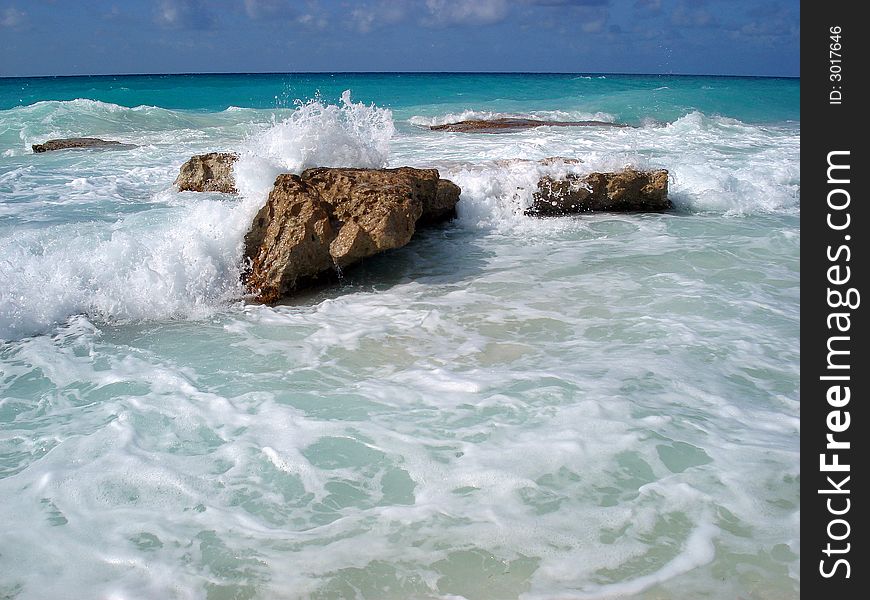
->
0;74;799;599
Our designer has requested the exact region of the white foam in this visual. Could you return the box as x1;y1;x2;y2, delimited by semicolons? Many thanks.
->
234;90;395;195
0;193;262;339
0;210;799;597
0;91;403;339
0;83;802;599
396;110;799;223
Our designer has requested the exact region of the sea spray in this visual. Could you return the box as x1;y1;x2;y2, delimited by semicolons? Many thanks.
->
396;111;799;219
234;90;395;198
0;91;398;339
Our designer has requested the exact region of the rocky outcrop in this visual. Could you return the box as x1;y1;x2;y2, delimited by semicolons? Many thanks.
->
538;156;582;166
420;179;462;226
32;138;136;153
494;157;583;168
175;152;238;193
243;167;461;303
430;118;631;133
527;169;670;216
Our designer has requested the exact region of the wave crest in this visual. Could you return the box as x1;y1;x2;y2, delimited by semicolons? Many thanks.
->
234;90;395;198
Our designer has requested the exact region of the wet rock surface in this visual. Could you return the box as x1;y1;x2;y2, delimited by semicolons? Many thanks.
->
32;137;136;153
527;169;670;216
243;167;460;302
430;118;631;133
175;152;239;193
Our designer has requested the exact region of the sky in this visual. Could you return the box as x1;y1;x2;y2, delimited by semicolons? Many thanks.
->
0;0;799;77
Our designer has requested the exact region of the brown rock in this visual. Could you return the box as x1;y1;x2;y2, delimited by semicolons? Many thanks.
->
527;169;670;216
538;156;583;166
242;167;461;302
32;137;136;153
175;152;238;193
493;157;583;168
430;118;631;133
418;179;462;226
302;167;431;264
242;175;335;303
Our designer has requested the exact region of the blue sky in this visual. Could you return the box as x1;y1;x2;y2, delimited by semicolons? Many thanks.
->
1;0;799;77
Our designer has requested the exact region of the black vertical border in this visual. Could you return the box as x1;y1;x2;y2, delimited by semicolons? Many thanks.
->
803;2;867;597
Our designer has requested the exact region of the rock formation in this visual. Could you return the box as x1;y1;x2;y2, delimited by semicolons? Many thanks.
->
429;118;631;133
537;156;583;166
243;167;461;302
493;157;583;168
170;151;671;300
421;179;462;226
32;138;136;153
175;152;238;193
527;169;670;216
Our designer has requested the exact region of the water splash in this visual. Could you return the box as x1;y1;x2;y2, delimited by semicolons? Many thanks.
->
234;90;395;198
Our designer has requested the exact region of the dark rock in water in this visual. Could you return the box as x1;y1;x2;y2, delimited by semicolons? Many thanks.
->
493;157;583;168
175;152;239;193
430;118;631;133
527;169;670;216
32;137;136;153
243;167;461;303
538;156;583;166
419;179;462;226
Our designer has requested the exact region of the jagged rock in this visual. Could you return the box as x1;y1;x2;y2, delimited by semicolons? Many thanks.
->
419;179;462;226
527;169;670;216
175;152;238;193
538;156;583;166
302;167;432;265
243;167;461;302
430;118;631;133
32;138;136;153
242;175;335;303
493;157;584;168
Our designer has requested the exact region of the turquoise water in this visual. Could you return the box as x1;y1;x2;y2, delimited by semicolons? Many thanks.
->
0;73;799;123
0;74;799;599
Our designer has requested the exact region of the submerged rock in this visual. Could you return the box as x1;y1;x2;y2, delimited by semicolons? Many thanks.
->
175;152;238;193
32;137;136;153
243;167;461;302
527;169;670;216
430;118;630;133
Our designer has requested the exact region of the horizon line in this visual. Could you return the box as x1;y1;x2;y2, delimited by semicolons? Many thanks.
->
1;70;800;81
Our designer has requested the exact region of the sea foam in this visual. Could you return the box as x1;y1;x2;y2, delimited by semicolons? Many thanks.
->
234;90;395;198
0;92;397;339
0;75;800;599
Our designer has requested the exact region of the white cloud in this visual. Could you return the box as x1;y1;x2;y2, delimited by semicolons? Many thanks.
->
423;0;509;26
156;0;179;26
526;0;609;5
155;0;216;29
1;6;26;27
522;0;610;33
244;0;295;20
348;1;408;33
634;0;661;12
580;14;606;33
350;7;376;32
296;12;328;29
671;3;717;28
